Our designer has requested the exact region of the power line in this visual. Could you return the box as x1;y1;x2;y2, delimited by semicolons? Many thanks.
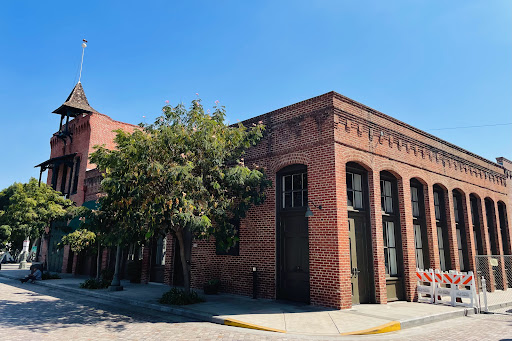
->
427;123;512;131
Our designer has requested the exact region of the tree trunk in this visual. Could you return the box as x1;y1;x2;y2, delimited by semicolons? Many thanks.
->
96;240;101;281
110;244;122;288
176;229;192;293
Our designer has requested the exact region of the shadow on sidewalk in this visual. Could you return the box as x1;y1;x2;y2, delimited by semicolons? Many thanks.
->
0;278;199;334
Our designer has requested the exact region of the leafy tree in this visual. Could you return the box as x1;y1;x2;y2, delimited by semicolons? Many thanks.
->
0;224;10;249
90;98;270;292
0;178;75;253
60;228;96;253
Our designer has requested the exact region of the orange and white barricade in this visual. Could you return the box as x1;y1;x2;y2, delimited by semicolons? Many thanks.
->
417;270;476;308
450;272;477;308
416;269;435;303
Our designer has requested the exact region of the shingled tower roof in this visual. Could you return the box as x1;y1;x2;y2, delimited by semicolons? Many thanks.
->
52;81;98;116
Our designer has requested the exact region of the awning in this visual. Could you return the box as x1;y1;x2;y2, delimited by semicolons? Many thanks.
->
34;153;77;171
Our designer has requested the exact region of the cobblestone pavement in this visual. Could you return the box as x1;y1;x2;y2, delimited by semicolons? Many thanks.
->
0;277;511;341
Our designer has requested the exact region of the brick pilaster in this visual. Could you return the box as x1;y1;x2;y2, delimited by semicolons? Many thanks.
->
368;170;387;303
424;185;441;269
398;178;419;302
493;200;508;290
335;160;352;309
140;245;151;284
477;198;495;291
444;189;460;271
461;193;477;274
163;234;174;286
71;253;78;275
61;245;71;273
101;248;109;270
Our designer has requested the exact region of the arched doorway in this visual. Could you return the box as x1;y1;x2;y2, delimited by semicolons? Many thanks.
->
433;184;451;271
410;178;429;270
380;171;405;301
276;164;310;303
346;162;374;304
453;189;469;271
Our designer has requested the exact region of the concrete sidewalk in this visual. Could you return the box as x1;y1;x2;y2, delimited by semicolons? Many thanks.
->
0;263;482;336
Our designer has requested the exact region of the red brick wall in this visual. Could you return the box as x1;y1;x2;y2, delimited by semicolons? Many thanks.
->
188;92;510;309
45;91;511;310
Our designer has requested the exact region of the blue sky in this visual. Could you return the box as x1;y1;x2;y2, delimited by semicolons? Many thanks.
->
0;1;510;189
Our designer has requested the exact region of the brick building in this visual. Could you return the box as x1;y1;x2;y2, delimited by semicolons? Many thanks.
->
37;86;512;310
36;82;138;273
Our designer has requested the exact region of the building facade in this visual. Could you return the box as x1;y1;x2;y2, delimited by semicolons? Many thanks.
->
38;87;512;310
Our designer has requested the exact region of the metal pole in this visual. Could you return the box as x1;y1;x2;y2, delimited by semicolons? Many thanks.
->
252;267;257;299
481;277;488;312
109;244;123;291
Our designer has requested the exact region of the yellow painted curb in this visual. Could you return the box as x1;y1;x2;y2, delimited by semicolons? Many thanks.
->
224;318;287;333
340;321;401;335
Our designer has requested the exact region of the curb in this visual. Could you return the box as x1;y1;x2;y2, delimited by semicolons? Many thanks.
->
224;318;287;333
0;272;486;336
340;321;401;335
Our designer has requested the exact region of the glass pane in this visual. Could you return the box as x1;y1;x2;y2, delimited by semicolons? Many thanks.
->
303;190;308;207
473;230;478;255
293;191;303;207
414;225;422;248
347;191;353;208
437;226;444;249
284;193;292;208
386;222;396;247
389;248;397;275
439;249;446;271
284;175;292;191
382;222;388;247
412;202;420;217
435;205;441;221
346;173;353;190
381;196;385;212
293;174;303;190
303;173;307;188
456;228;462;249
354;191;363;209
411;187;418;201
384;249;389;275
385;181;392;196
353;173;362;191
385;197;393;213
434;191;440;206
416;249;424;270
459;250;465;271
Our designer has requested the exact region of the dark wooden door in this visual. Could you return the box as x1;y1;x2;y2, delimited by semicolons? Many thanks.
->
279;212;309;303
349;217;371;304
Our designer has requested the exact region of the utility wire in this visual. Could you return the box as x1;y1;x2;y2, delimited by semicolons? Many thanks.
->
426;123;512;131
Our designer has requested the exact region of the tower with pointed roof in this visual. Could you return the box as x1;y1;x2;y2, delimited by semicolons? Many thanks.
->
35;80;138;273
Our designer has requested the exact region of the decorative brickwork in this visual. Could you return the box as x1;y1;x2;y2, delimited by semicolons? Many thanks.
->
43;88;511;310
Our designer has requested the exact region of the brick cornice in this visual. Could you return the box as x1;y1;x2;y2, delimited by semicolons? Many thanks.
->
333;107;506;183
331;92;504;171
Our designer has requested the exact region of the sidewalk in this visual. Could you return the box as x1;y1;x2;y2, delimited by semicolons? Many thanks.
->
0;263;484;336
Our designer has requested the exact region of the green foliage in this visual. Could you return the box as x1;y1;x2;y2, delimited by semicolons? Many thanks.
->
126;260;142;283
0;225;11;249
60;229;96;253
42;272;61;280
89;97;271;290
79;278;110;289
159;287;204;305
0;178;75;251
